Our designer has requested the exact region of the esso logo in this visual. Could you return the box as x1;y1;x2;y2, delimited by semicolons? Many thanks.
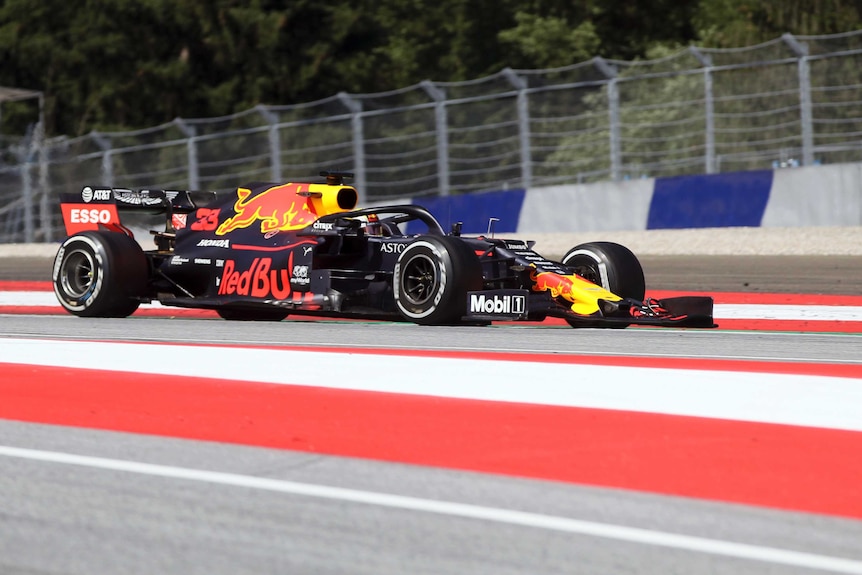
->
70;208;112;224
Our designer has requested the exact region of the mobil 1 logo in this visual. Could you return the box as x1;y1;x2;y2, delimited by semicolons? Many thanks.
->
466;289;528;320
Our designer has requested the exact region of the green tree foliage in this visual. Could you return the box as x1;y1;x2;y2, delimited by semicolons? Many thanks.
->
498;12;600;68
694;0;862;46
1;0;862;137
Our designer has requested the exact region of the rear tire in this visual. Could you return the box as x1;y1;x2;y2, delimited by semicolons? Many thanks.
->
393;236;483;325
52;231;148;317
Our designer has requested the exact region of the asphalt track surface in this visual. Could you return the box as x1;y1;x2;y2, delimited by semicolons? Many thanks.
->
2;255;862;575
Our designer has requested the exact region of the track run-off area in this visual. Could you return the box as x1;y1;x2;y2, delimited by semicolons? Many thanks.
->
2;279;862;574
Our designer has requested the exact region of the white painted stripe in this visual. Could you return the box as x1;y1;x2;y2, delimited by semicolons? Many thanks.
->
2;338;862;432
0;291;57;305
715;304;862;321
1;445;860;574
5;291;862;321
0;291;167;309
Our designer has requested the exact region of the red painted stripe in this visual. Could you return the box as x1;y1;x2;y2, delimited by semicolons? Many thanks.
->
233;239;317;252
0;306;62;315
1;362;860;519
0;281;53;291
714;318;862;333
650;290;862;306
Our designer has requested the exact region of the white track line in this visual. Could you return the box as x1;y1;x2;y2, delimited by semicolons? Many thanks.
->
3;338;862;432
0;291;172;309
717;304;862;321
1;445;860;574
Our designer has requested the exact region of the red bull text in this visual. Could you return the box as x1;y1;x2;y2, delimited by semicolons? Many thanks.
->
218;257;293;299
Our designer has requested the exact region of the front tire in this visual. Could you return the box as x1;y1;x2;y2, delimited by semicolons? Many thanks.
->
393;236;483;325
53;231;148;317
561;242;645;328
561;241;645;301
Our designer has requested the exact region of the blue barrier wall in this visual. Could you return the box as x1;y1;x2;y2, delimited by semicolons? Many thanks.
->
647;171;774;229
406;189;526;235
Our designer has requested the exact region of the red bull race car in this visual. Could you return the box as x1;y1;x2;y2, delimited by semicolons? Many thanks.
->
52;171;715;328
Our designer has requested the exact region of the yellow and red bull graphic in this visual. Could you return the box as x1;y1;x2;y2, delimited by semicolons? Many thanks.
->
532;268;621;315
215;182;357;236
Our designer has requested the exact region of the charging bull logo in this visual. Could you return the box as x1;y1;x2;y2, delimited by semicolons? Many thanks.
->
216;184;317;236
532;271;576;299
532;269;618;315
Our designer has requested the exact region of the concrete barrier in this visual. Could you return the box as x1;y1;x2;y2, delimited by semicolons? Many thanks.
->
517;180;654;233
411;163;862;235
763;163;862;227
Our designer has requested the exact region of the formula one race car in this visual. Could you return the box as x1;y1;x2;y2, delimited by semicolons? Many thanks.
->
52;172;715;328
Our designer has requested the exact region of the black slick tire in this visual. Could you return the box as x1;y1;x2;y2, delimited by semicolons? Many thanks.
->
561;241;645;328
52;231;148;317
393;235;483;325
561;241;645;301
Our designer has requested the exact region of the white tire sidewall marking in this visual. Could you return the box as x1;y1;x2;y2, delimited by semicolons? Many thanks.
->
563;249;611;291
394;240;446;320
53;235;106;312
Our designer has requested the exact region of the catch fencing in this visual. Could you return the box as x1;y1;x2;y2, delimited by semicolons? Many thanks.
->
4;30;862;243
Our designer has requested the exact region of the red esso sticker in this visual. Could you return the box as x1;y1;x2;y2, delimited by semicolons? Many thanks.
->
70;208;113;224
61;203;119;234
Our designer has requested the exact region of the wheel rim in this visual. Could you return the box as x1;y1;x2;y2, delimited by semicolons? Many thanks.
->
60;248;97;299
572;263;600;286
564;255;601;286
401;253;437;306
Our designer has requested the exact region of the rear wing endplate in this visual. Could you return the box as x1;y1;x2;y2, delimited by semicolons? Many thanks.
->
59;186;216;236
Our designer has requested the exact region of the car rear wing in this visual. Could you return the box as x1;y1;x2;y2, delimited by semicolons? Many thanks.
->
59;186;217;237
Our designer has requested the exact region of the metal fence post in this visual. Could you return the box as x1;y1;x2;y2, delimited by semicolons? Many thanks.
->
783;33;814;166
18;138;34;242
256;104;282;182
503;68;532;189
594;57;621;181
337;92;366;203
23;166;34;242
421;80;449;196
174;119;199;190
90;131;114;187
690;47;716;174
36;95;51;242
35;123;51;242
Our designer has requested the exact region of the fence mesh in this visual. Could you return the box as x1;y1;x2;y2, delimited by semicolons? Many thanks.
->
4;30;862;243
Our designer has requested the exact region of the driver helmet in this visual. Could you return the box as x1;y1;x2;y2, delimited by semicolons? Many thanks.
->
366;213;382;235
